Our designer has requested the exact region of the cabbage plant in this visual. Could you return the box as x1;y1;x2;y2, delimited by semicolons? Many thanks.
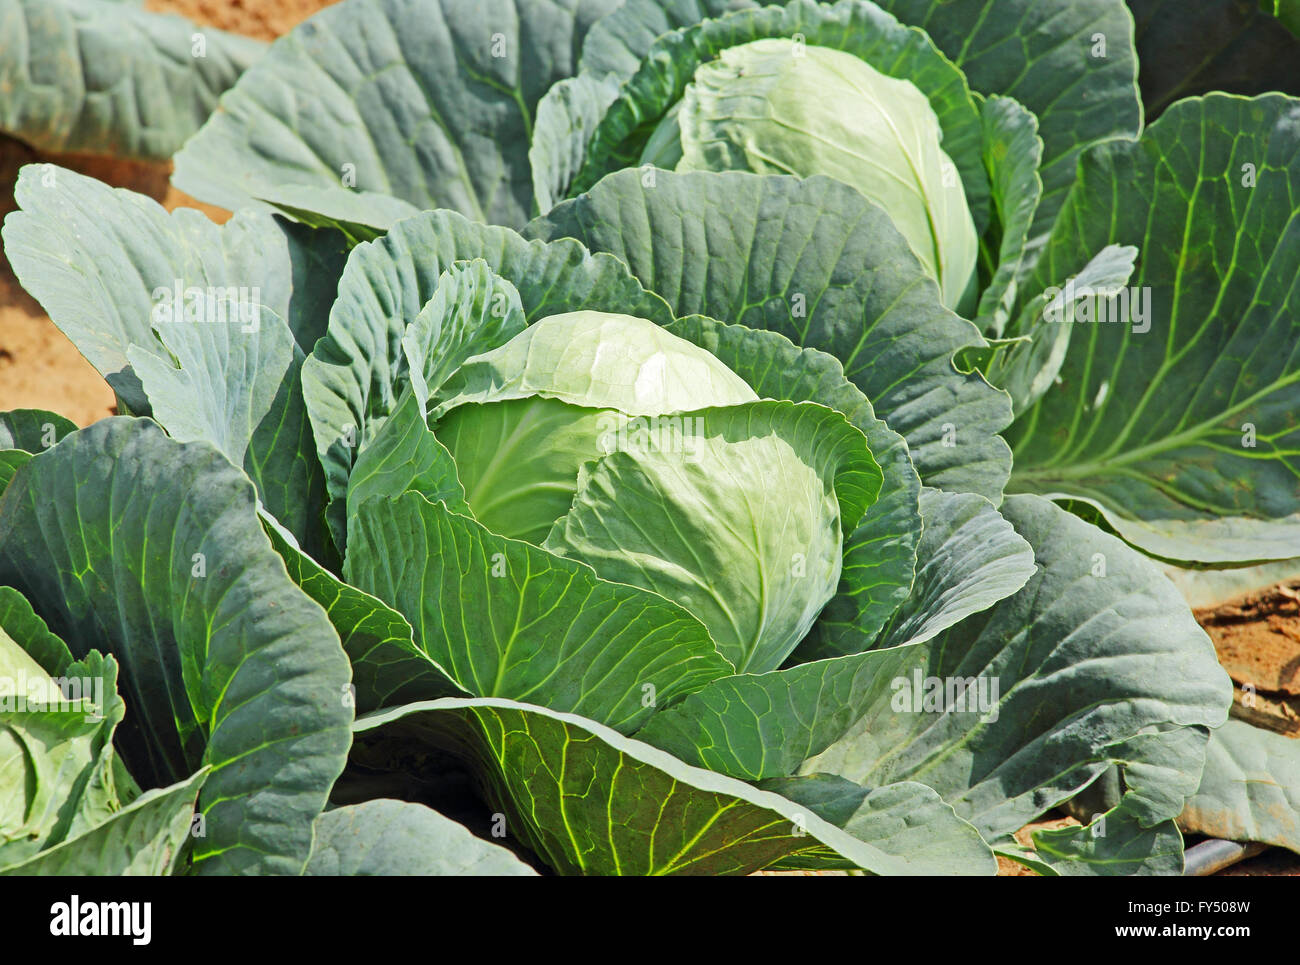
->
1;159;1240;875
1;0;1298;876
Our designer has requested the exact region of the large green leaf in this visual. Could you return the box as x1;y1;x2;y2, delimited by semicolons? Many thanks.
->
528;169;1013;499
171;0;621;231
354;696;926;874
666;316;921;659
545;400;879;673
1008;94;1300;563
2;166;343;555
0;636;123;868
635;643;918;781
305;800;538;875
0;768;207;876
0;586;74;676
869;488;1035;652
759;774;996;874
346;492;733;733
301;208;669;550
0;409;77;494
0;418;353;875
347;388;470;524
263;517;465;715
1128;0;1300;119
0;0;262;159
1180;719;1300;853
803;495;1233;850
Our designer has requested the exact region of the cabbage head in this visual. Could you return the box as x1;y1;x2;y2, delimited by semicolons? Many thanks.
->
431;310;868;673
643;39;978;308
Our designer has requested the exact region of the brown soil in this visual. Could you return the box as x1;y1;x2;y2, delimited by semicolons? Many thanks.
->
145;0;342;43
1196;580;1300;735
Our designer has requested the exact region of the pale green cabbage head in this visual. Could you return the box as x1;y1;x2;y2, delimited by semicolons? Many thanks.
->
432;311;852;672
644;38;978;308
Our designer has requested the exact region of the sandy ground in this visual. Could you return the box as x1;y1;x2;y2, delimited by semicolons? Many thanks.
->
1;0;1297;877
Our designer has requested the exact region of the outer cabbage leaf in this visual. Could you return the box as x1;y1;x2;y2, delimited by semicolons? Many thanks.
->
346;492;733;733
0;419;353;875
305;799;538;875
353;696;932;874
1180;720;1300;854
803;495;1233;867
0;0;262;159
171;0;621;231
759;774;996;874
868;488;1035;653
1007;94;1300;563
2;166;348;556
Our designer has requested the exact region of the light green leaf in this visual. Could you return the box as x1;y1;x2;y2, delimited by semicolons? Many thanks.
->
346;492;733;733
1008;94;1300;563
546;400;880;673
803;495;1232;845
0;768;207;876
0;0;262;159
305;800;538;875
433;310;757;418
0;635;120;868
527;168;1013;499
665;316;921;656
869;488;1035;652
759;774;996;874
355;696;925;874
635;644;918;781
1180;719;1300;853
0;418;353;875
171;0;621;231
